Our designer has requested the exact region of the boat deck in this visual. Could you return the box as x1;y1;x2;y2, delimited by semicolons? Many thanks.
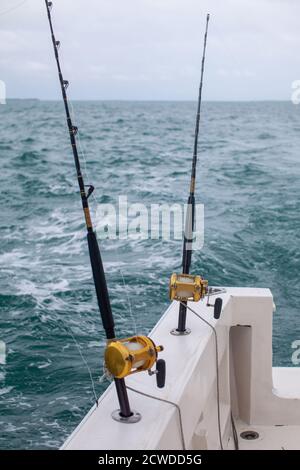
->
228;420;300;450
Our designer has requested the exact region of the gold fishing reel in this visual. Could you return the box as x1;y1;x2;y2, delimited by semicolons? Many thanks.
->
105;336;165;387
169;273;208;302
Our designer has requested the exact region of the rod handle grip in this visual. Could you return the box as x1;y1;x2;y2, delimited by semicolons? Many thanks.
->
87;231;115;339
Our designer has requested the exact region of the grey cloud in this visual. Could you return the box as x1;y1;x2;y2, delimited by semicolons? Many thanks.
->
0;0;299;100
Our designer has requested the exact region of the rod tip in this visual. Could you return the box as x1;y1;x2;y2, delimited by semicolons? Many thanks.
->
207;13;210;21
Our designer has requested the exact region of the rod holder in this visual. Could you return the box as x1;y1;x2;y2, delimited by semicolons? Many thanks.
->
176;301;190;334
111;410;141;424
114;378;135;421
171;303;191;335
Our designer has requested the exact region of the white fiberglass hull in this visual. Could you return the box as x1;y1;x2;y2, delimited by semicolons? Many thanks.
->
62;288;300;450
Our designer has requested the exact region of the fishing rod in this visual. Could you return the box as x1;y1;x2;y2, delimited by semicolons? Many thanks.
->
169;14;210;335
44;1;165;423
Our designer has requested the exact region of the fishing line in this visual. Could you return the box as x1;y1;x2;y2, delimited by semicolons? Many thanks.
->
45;0;164;421
44;0;136;328
44;309;100;407
126;385;186;451
0;0;27;17
67;98;138;335
99;361;112;385
62;324;99;407
177;14;210;333
68;101;90;189
181;301;224;450
120;270;137;337
231;411;239;450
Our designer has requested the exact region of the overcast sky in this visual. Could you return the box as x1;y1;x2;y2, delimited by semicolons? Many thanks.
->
0;0;299;100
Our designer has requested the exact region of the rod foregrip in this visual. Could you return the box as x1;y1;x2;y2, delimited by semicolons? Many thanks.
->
87;231;115;340
182;194;195;274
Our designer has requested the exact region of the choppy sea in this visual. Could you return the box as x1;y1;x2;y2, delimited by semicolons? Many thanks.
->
0;100;299;449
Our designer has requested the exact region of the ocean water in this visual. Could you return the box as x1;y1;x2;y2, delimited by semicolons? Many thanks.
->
0;100;299;449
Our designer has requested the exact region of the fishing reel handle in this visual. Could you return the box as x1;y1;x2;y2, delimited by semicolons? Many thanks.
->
148;358;166;388
156;359;166;388
214;298;223;319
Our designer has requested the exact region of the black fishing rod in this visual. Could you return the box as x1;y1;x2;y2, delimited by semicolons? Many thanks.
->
44;1;165;422
174;14;210;334
44;0;132;418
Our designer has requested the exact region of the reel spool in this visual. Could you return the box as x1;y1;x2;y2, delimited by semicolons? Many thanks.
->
169;273;208;302
105;336;165;388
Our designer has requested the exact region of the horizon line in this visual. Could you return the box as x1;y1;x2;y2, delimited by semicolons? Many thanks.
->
5;98;294;103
